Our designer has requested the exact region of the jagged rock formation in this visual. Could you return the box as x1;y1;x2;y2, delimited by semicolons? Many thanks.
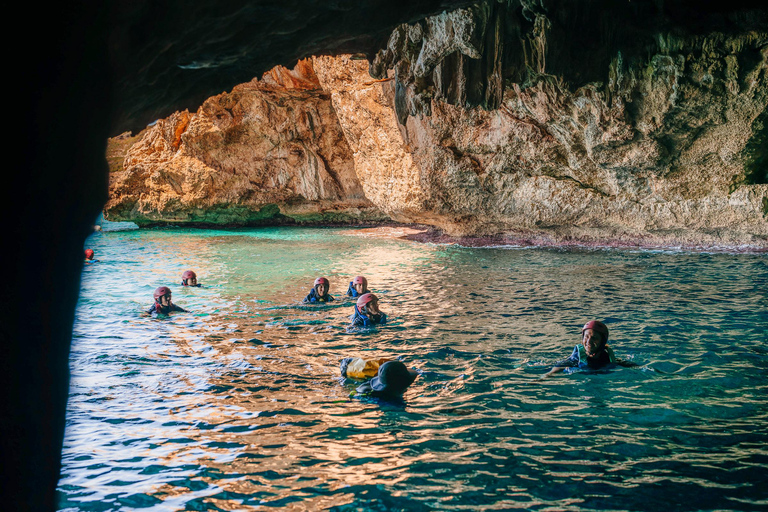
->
105;60;386;226
107;0;768;246
365;0;768;244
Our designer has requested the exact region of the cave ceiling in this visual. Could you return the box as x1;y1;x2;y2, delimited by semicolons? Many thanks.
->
107;0;476;134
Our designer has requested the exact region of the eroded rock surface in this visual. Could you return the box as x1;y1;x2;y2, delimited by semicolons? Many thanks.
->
105;60;387;226
107;0;768;247
363;0;768;245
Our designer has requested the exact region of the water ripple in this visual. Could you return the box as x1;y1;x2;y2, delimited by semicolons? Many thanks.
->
59;227;768;510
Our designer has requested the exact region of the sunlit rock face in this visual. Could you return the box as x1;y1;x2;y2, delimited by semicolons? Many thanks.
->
365;0;768;243
312;55;429;223
105;60;387;226
107;0;768;246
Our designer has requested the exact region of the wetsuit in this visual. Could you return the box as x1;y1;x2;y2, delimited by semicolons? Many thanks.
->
147;303;188;315
349;306;387;327
554;345;616;370
303;288;335;304
345;282;370;297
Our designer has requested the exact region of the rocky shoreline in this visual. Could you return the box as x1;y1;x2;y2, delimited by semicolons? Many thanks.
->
344;224;768;253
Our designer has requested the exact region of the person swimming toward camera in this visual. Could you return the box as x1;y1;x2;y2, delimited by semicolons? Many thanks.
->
349;293;387;327
147;286;188;316
302;277;335;304
340;358;417;399
538;320;638;380
345;275;370;297
181;270;201;287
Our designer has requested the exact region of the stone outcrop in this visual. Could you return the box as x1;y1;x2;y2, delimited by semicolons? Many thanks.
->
105;59;387;226
106;0;768;247
362;0;768;244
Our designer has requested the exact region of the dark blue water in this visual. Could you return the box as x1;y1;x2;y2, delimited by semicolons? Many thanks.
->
58;226;768;511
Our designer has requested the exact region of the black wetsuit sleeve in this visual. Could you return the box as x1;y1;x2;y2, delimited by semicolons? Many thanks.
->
147;304;157;315
171;304;188;313
356;381;373;395
553;346;579;368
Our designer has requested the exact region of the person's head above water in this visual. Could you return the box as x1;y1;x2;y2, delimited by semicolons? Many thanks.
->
84;249;94;260
352;275;368;295
367;360;417;397
314;277;330;296
356;293;380;316
153;286;173;307
581;320;609;357
181;270;197;286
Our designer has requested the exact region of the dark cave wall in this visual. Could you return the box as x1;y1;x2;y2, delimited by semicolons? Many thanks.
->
2;1;766;510
372;0;768;114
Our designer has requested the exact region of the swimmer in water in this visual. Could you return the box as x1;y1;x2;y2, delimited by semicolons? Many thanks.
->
345;275;370;297
537;320;638;380
84;249;97;262
353;360;418;399
181;270;201;287
302;277;335;303
349;293;387;327
147;286;188;316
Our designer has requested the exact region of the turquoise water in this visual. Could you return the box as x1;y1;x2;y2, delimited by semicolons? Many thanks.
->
59;226;768;511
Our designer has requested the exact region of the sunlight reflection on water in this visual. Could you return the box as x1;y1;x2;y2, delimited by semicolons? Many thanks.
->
59;226;768;511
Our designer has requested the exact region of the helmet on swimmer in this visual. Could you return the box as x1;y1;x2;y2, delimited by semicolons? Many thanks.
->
84;249;94;259
182;270;197;280
356;293;378;309
352;276;367;288
581;320;609;341
314;277;329;287
153;286;172;301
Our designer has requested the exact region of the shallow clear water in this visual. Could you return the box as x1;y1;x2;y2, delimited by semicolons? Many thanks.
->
59;226;768;511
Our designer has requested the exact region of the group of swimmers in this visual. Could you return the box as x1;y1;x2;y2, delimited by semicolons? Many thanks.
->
302;276;388;328
84;247;640;399
143;270;407;397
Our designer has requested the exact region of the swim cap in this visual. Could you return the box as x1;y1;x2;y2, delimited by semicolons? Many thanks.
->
314;277;329;287
356;293;377;308
582;320;609;341
153;286;172;300
84;249;94;259
352;276;368;288
182;270;197;280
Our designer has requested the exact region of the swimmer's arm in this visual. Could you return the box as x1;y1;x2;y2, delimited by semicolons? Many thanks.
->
616;359;639;368
535;348;578;382
536;366;567;381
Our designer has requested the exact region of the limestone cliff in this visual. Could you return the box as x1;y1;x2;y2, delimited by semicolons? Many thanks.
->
363;0;768;244
106;0;768;247
105;59;387;226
